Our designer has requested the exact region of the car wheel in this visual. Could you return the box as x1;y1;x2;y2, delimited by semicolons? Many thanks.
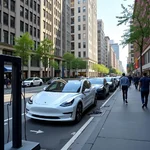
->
30;83;33;87
75;103;83;123
103;91;106;99
93;95;97;106
39;82;42;86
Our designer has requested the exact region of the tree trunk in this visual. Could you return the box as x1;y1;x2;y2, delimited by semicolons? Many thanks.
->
139;49;143;76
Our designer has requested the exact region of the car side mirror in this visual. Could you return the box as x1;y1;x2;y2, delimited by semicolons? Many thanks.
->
84;89;90;93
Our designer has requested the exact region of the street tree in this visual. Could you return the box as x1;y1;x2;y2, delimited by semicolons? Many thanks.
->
116;0;150;75
35;38;55;77
14;32;34;78
63;52;75;77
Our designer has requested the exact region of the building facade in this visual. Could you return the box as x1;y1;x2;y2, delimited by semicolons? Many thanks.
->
0;0;71;78
110;43;120;60
97;19;106;66
70;0;97;77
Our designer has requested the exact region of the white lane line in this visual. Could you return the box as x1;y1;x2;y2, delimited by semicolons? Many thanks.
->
4;113;25;122
61;117;94;150
100;88;118;109
61;89;118;150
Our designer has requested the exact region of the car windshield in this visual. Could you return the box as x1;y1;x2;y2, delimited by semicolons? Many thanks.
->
105;78;111;82
25;77;34;81
88;78;103;84
62;81;81;93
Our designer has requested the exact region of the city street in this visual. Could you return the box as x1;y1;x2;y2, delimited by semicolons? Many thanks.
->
4;85;116;150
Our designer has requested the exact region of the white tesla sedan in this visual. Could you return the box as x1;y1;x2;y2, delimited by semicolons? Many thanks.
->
26;79;97;123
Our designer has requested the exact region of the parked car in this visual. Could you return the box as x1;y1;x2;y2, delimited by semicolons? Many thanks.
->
46;77;62;84
26;79;97;123
105;77;116;92
22;77;43;87
112;77;119;87
88;77;109;99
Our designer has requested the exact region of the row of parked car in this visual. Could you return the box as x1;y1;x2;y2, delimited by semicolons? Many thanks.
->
26;76;121;123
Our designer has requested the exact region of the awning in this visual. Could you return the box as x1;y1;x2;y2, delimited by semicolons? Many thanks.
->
4;66;12;72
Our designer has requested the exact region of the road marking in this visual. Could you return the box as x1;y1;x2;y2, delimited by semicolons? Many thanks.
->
61;117;94;150
61;89;118;150
4;113;25;122
30;130;44;134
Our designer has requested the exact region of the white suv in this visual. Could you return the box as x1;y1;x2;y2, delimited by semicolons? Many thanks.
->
22;77;43;87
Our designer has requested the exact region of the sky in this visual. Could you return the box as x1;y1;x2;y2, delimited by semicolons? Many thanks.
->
97;0;134;71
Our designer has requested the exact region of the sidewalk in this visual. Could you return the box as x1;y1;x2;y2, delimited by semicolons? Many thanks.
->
68;85;150;150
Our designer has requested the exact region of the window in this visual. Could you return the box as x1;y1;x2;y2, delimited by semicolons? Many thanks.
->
78;34;81;39
43;9;45;17
83;15;86;21
78;0;80;4
0;29;1;42
30;12;32;22
78;52;81;57
78;16;81;22
78;43;81;48
30;25;32;35
33;14;36;24
37;17;40;26
34;1;36;11
78;7;80;13
37;29;40;38
3;13;8;25
25;23;28;32
83;6;86;12
20;21;24;32
43;21;45;29
30;0;33;8
34;27;36;37
3;30;8;43
10;33;15;45
0;11;1;23
38;4;40;13
83;42;86;48
83;24;86;30
34;41;36;50
20;6;24;17
25;9;28;19
25;0;28;5
3;0;8;8
83;51;86;57
11;0;15;12
10;16;15;28
78;25;81;30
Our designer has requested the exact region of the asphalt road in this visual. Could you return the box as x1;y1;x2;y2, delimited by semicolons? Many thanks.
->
4;85;115;150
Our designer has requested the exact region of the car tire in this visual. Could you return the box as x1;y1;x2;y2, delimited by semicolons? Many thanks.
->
75;102;83;123
30;83;33;87
103;91;106;99
39;82;42;86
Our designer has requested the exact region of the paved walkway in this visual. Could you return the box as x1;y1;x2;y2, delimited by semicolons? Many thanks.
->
68;85;150;150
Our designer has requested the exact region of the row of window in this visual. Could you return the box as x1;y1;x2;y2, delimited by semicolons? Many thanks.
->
20;21;40;38
21;0;40;12
43;21;52;32
71;42;86;50
78;6;86;13
43;9;52;20
2;0;15;12
78;0;86;4
78;51;86;57
71;24;86;34
20;6;40;25
71;33;86;41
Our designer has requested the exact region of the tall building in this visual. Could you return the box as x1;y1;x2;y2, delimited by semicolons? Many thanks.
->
110;42;120;60
71;0;97;77
0;0;41;78
105;36;110;67
97;19;106;66
0;0;71;78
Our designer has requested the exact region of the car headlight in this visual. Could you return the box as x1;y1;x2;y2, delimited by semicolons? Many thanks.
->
60;99;74;107
28;96;33;104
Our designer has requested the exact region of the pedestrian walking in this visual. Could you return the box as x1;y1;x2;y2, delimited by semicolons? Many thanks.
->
133;75;140;89
139;73;150;108
120;73;130;104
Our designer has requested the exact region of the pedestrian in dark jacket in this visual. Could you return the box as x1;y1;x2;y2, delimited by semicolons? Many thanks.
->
133;75;140;89
139;73;150;108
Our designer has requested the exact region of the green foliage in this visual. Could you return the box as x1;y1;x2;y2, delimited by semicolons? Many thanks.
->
92;64;109;74
35;38;55;77
116;0;150;74
14;32;34;66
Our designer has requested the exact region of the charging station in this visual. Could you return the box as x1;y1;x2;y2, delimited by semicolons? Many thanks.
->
0;55;40;150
